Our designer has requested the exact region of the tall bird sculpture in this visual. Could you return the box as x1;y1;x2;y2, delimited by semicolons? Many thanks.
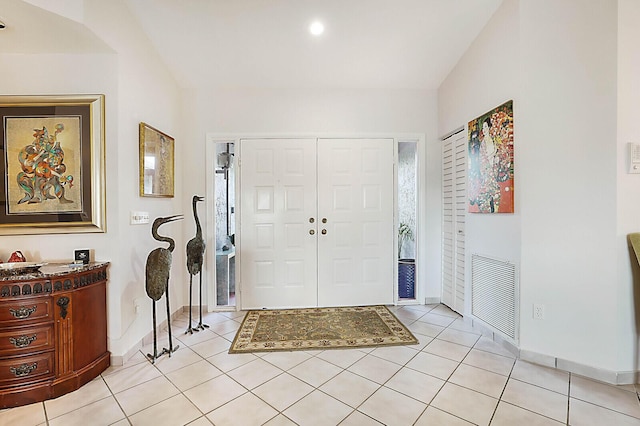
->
145;214;183;363
185;195;207;334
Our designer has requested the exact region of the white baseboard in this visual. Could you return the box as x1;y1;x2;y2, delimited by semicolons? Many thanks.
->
519;350;638;385
110;306;184;367
469;318;520;358
617;370;640;385
519;349;556;368
425;297;441;305
110;341;142;367
468;319;636;385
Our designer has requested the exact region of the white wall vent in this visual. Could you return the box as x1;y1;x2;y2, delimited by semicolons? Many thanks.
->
471;254;518;342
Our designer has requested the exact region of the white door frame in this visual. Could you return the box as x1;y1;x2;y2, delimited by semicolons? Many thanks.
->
205;133;426;311
396;136;425;306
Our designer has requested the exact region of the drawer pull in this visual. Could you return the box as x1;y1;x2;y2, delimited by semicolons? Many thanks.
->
9;335;37;348
8;306;37;319
9;362;37;377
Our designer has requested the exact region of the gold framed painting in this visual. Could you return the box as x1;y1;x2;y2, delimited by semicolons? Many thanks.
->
0;94;106;235
139;122;174;198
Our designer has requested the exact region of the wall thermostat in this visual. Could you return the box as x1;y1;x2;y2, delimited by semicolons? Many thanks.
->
628;143;640;174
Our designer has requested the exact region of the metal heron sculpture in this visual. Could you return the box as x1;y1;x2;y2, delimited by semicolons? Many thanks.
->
145;214;183;363
185;195;207;334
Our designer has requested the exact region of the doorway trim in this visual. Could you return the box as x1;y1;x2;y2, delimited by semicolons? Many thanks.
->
205;132;426;311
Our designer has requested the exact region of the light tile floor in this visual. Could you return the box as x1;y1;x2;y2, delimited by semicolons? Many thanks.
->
2;304;640;425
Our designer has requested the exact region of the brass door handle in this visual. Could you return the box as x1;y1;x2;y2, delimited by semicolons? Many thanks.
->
309;229;315;235
309;218;315;223
322;218;327;223
321;229;327;235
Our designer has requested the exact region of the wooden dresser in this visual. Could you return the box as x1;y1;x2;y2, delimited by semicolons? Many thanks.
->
0;262;110;408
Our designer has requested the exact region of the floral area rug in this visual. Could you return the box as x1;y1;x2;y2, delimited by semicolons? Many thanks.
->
229;305;418;354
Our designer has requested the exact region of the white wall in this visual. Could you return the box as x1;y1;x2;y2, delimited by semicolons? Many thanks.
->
617;0;640;372
440;0;633;375
518;0;619;371
84;0;185;358
438;0;521;317
0;0;184;359
181;88;442;301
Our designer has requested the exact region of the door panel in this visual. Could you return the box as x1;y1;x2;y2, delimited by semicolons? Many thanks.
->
442;138;454;308
240;138;318;309
317;138;394;307
454;135;466;313
442;132;466;314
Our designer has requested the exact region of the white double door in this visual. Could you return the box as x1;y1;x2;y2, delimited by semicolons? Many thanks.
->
240;137;394;309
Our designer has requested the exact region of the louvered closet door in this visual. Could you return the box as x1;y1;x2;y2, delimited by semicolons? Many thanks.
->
240;138;318;309
317;138;394;307
442;132;466;314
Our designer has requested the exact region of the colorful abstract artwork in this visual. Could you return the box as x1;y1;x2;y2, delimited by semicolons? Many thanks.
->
0;95;106;235
468;100;514;213
6;117;82;214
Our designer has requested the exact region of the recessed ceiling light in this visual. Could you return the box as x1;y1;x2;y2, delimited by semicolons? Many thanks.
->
309;21;324;36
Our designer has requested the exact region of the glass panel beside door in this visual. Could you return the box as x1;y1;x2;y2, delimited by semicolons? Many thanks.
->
215;142;236;308
398;141;417;301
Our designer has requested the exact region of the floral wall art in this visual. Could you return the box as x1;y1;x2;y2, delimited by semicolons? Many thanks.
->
467;100;514;213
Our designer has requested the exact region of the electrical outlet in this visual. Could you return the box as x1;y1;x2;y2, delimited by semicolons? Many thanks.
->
533;303;545;320
134;297;145;315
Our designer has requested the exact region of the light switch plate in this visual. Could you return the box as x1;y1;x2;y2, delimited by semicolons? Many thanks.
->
130;211;150;225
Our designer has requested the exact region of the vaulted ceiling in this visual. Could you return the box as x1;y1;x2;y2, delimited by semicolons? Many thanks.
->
3;0;503;90
124;0;503;90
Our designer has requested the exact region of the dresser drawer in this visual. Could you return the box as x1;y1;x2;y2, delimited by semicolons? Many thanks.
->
0;297;52;325
0;324;54;356
0;352;54;386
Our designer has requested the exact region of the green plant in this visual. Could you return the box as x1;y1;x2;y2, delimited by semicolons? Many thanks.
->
398;222;414;258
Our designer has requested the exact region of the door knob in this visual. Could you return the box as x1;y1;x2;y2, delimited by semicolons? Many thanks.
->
321;229;327;235
309;229;315;235
309;218;315;223
322;218;327;223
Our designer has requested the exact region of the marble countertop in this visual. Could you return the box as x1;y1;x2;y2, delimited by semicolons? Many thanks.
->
0;262;110;282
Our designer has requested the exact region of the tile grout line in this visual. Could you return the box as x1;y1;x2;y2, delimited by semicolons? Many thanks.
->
414;308;500;425
95;308;467;425
407;309;511;425
105;317;231;424
372;310;478;425
42;401;50;426
566;373;572;425
10;306;640;425
487;350;518;425
177;315;342;424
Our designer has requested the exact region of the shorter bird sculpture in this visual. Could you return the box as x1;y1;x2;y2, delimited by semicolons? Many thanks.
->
145;214;183;363
186;195;207;334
